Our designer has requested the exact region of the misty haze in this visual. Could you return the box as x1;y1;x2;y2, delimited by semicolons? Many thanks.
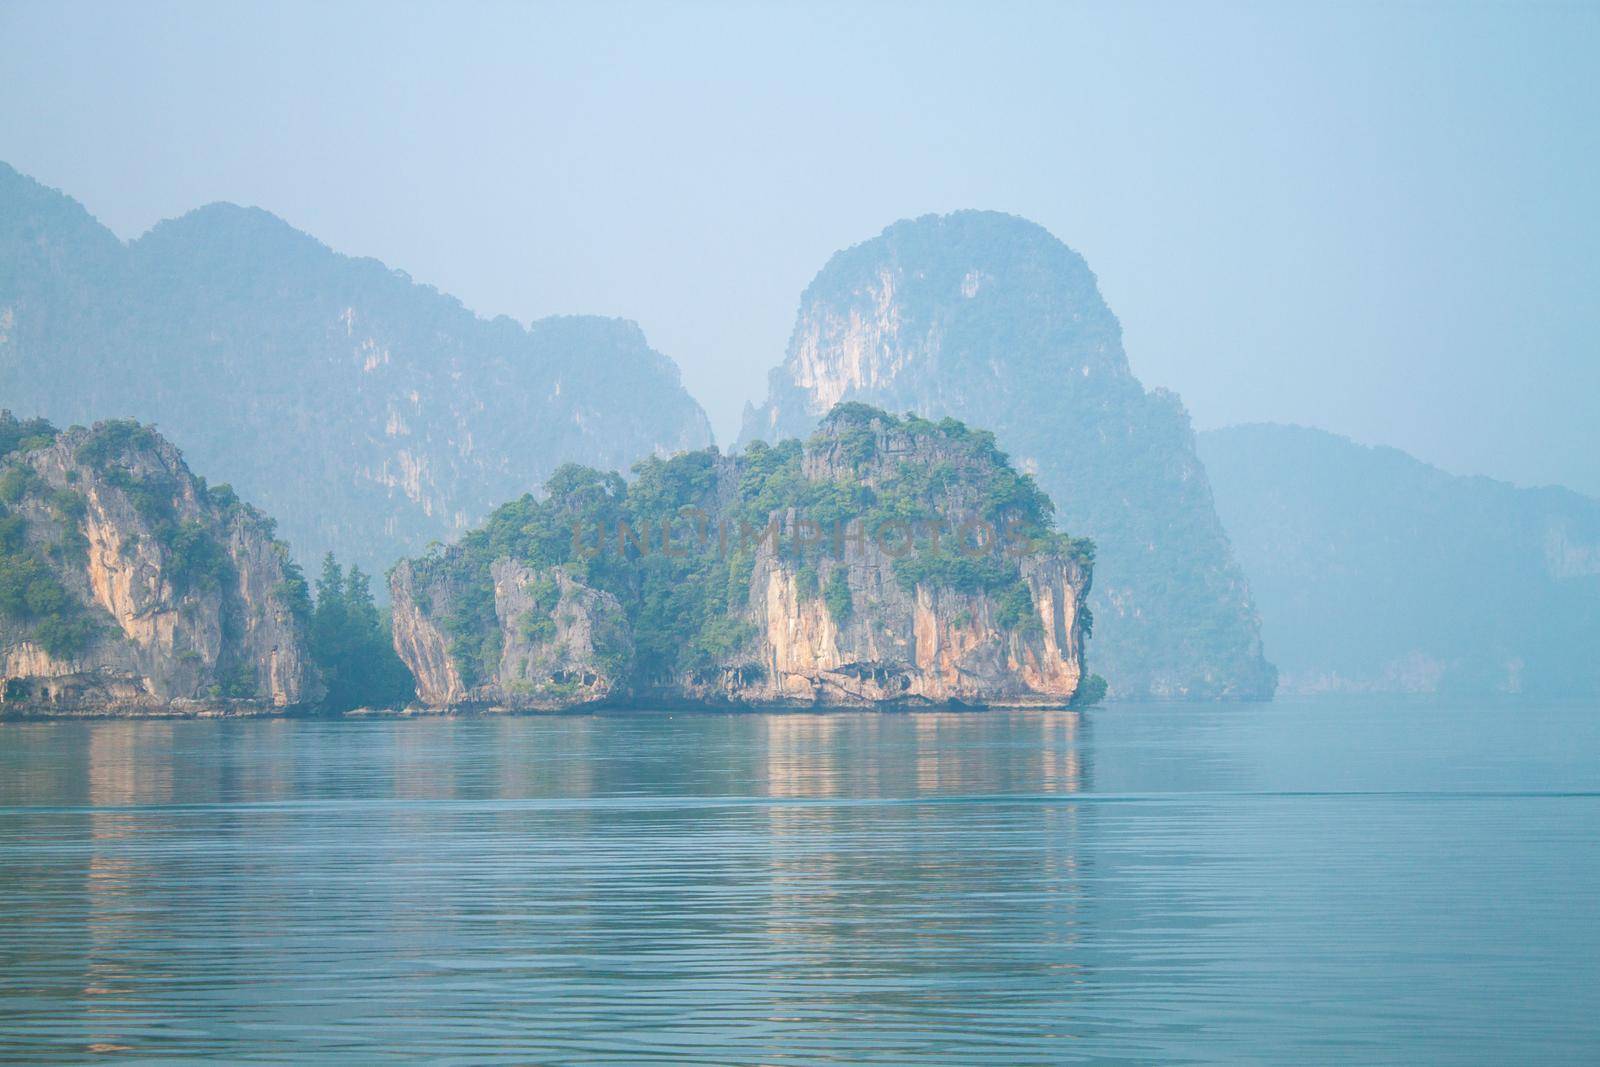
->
1;2;1597;1063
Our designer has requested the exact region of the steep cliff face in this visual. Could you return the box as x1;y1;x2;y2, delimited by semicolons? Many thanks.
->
390;558;632;709
0;416;321;714
0;162;714;579
390;405;1095;710
739;211;1274;700
671;533;1084;707
389;560;466;707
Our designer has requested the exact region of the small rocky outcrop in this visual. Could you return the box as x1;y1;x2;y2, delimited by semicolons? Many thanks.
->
390;404;1097;711
0;415;322;715
391;558;631;710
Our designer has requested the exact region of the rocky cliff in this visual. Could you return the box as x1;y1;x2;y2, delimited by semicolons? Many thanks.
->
0;415;321;715
391;558;633;709
0;161;714;579
390;405;1096;710
739;211;1274;700
667;530;1086;707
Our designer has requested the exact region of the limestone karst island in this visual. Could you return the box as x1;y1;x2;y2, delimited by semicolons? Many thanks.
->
0;406;1102;715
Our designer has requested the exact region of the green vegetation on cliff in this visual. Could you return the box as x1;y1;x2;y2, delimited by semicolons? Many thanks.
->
0;414;336;710
0;413;432;711
0;414;98;658
739;211;1272;699
406;405;1094;691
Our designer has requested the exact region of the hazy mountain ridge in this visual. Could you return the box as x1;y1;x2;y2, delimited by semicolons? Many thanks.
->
0;162;713;577
741;211;1274;700
1200;423;1600;695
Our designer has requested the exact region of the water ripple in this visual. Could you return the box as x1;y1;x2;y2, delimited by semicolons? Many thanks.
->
1;701;1598;1062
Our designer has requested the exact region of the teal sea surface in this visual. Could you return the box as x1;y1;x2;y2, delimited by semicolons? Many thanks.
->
1;698;1597;1063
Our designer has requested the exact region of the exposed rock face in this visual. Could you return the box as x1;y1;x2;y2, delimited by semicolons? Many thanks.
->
0;418;321;715
739;211;1275;700
1201;422;1600;696
0;162;714;579
390;405;1094;710
388;561;466;707
390;558;632;710
493;561;633;706
671;534;1085;707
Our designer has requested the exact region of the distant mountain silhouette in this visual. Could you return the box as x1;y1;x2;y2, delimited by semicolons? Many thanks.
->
1201;423;1600;695
0;162;713;576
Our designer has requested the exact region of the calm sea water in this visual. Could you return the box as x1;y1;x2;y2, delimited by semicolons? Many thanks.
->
1;698;1597;1064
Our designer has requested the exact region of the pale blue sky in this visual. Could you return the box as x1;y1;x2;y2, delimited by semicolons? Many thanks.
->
3;1;1597;492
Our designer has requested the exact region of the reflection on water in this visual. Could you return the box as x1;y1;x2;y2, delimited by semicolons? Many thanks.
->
1;701;1598;1062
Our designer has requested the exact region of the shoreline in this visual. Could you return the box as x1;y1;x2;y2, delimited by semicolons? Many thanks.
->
0;697;1105;722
